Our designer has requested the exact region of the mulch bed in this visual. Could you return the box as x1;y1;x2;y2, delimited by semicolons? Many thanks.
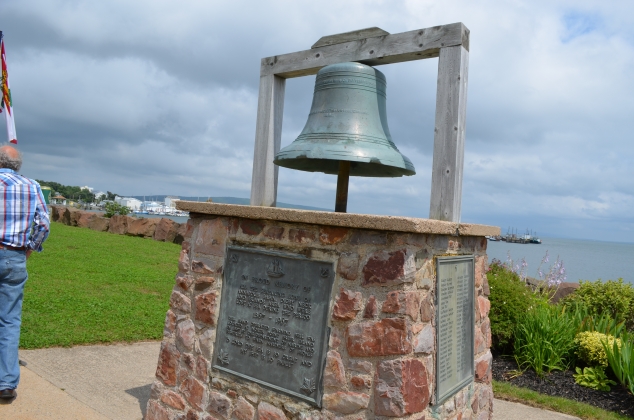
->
492;351;634;418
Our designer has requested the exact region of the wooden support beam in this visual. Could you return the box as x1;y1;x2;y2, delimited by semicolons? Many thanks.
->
429;45;469;222
261;23;469;78
250;74;285;207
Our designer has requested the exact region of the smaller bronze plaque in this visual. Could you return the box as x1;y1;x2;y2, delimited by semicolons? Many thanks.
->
213;247;335;406
435;255;475;404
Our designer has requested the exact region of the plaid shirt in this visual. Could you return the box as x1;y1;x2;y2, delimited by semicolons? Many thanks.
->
0;168;49;251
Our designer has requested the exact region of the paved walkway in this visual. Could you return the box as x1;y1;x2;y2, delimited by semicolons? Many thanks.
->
0;341;580;420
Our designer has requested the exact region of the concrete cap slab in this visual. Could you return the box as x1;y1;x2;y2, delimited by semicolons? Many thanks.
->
176;201;501;237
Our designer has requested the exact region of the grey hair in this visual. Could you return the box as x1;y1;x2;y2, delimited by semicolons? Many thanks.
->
0;144;23;171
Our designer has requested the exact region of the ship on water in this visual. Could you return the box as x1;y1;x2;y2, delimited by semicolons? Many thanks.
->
486;228;541;244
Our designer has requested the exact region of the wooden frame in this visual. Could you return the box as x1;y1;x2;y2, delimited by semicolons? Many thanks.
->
250;22;470;222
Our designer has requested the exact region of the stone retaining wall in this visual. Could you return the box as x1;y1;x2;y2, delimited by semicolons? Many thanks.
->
49;205;186;244
146;204;495;420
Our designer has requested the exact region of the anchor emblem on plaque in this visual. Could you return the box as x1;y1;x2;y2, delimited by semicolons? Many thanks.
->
267;259;285;278
319;267;330;278
300;377;316;395
230;254;239;263
218;349;230;366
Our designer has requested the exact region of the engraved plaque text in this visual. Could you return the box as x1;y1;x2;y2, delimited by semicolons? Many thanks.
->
213;247;335;406
435;255;474;404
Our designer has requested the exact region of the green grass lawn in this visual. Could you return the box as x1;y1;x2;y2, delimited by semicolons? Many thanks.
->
20;222;180;348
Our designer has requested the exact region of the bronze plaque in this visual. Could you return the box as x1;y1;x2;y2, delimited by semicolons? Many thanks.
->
435;255;474;404
213;247;335;406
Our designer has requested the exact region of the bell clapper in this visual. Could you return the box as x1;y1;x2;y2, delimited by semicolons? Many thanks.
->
335;160;351;213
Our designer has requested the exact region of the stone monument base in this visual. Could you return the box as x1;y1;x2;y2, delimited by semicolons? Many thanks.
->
146;202;498;420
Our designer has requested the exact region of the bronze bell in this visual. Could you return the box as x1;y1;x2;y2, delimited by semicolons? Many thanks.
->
274;62;415;212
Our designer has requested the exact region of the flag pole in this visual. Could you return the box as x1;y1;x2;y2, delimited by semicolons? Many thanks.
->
0;31;18;144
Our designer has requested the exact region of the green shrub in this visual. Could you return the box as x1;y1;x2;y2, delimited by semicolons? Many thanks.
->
104;202;131;218
487;259;540;351
603;330;634;395
573;366;616;391
513;304;578;377
575;331;621;367
562;279;634;331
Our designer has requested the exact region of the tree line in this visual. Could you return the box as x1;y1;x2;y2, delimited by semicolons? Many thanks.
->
36;180;118;203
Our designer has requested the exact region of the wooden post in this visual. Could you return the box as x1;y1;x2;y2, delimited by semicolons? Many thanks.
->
335;161;351;213
250;74;286;207
429;45;469;222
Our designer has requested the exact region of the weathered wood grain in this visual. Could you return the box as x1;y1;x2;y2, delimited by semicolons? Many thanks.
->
250;74;286;207
429;45;469;222
262;23;469;78
312;27;390;49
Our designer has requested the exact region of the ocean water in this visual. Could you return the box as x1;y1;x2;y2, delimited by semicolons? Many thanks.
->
486;237;634;285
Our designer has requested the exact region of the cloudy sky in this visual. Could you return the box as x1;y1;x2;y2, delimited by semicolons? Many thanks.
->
1;0;632;242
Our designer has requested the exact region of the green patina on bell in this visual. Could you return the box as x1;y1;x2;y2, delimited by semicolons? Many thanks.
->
274;62;416;177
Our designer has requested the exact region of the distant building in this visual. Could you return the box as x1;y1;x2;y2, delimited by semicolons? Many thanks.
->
51;195;67;205
115;197;142;210
80;186;94;193
93;191;106;200
165;196;180;208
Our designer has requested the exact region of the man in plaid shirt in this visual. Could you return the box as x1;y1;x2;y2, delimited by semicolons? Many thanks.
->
0;144;49;401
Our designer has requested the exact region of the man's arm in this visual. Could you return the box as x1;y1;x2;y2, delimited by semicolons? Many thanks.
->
28;186;50;255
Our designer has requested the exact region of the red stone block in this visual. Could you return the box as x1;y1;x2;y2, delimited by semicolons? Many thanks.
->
289;228;317;244
195;355;208;382
208;391;232;419
475;256;486;288
475;351;492;383
257;401;287;420
346;318;412;357
194;276;215;292
154;218;180;242
170;291;192;313
323;350;346;387
263;226;284;240
156;343;180;386
195;292;218;325
180;378;207;410
146;400;170;420
191;260;214;274
319;226;349;244
76;212;96;228
176;274;193;291
108;214;131;234
127;217;159;238
362;249;414;286
420;293;434;323
374;358;430;416
363;296;377;319
481;319;492;349
322;391;370;414
233;397;255;420
240;219;265;236
329;327;342;348
350;376;371;389
382;291;421;321
178;249;190;272
337;252;360;280
88;216;109;232
332;288;362;321
194;218;228;256
161;390;186;410
477;296;490;320
163;310;176;336
177;319;196;350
